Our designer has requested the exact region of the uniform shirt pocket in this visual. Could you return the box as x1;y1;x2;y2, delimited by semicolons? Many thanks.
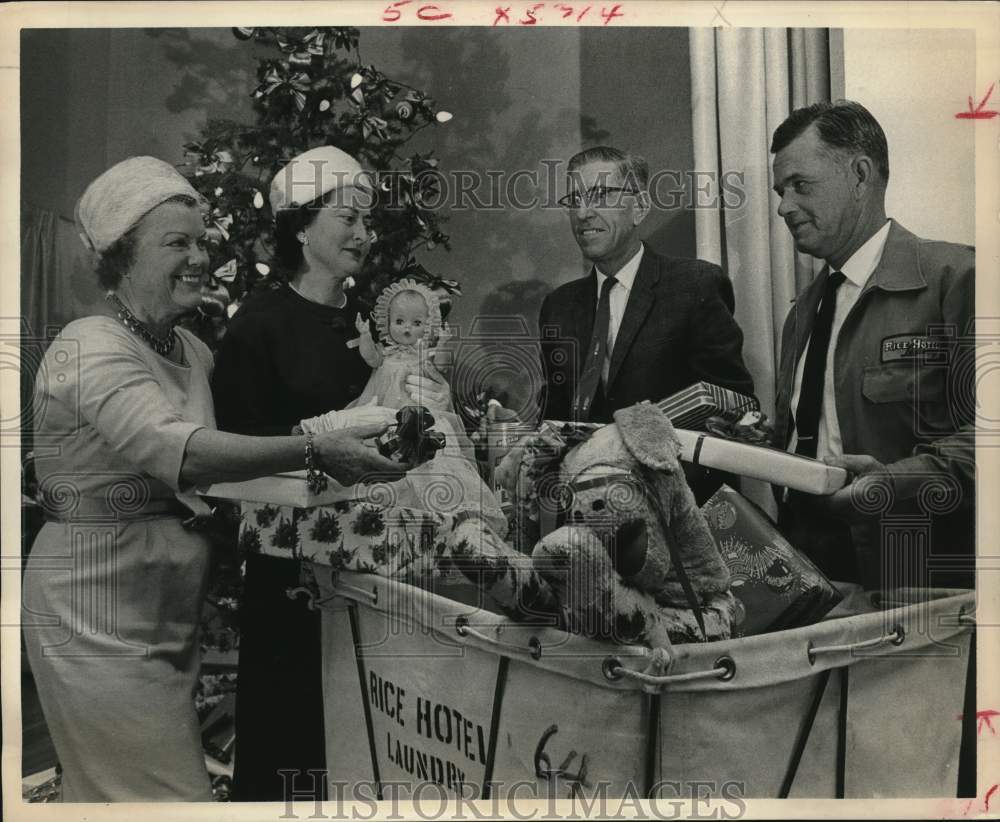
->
861;364;947;404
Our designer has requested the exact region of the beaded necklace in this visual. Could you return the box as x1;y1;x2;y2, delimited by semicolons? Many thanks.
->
105;292;176;357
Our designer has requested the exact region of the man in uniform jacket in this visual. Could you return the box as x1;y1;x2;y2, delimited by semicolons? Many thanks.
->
770;101;975;590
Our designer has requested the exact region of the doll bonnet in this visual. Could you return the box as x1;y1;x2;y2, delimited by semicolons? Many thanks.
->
372;278;444;346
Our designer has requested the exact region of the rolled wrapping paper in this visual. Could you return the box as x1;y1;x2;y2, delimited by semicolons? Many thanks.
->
539;418;848;496
673;429;848;495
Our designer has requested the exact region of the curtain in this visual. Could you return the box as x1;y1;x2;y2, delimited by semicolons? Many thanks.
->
689;28;836;512
21;205;61;340
22;204;104;338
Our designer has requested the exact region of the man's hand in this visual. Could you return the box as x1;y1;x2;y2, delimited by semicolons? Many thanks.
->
313;423;410;486
821;454;890;521
404;340;451;410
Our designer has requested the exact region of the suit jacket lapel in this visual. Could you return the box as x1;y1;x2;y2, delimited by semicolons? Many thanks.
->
607;252;658;389
792;264;829;364
775;265;827;448
572;270;599;357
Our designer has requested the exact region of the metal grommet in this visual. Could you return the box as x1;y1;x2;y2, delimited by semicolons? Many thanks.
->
806;642;817;666
455;615;469;637
890;624;905;646
714;655;736;681
528;636;543;660
602;656;624;681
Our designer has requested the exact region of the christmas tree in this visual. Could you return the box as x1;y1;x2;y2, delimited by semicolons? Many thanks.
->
180;26;459;343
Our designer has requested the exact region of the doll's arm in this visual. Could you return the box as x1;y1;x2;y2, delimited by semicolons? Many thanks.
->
355;313;383;368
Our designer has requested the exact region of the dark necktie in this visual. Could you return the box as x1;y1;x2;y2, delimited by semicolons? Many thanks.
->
794;270;846;458
572;274;617;421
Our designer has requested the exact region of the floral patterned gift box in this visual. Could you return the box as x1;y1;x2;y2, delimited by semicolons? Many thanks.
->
238;500;450;578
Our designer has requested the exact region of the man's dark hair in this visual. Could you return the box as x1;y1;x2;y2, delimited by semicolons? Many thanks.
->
567;146;650;192
770;100;889;183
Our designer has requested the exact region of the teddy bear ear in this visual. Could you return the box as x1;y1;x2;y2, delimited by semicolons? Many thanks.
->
612;402;681;473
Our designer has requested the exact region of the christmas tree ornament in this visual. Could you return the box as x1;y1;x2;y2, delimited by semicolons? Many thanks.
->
213;259;238;283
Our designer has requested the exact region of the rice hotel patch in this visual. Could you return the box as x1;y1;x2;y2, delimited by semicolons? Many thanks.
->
881;334;947;362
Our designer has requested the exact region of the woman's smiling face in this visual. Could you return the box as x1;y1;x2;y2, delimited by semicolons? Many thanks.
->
121;200;209;322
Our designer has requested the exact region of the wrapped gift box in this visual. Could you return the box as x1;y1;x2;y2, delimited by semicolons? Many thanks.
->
238;499;448;576
201;470;359;508
701;484;842;636
657;381;757;430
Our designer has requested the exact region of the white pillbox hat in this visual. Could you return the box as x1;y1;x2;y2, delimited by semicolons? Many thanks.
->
268;145;374;212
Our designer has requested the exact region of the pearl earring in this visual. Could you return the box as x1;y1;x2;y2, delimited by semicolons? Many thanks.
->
297;233;309;246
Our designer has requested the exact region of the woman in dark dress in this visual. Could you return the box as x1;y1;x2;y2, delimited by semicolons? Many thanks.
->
212;146;448;801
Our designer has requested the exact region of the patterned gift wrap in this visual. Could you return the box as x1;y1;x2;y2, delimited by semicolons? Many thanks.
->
238;500;449;577
701;484;842;636
657;381;757;430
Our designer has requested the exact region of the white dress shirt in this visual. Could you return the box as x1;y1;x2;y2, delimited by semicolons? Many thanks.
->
595;244;644;383
788;220;892;459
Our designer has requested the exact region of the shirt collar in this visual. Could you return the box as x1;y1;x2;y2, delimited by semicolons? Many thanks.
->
838;220;891;288
595;243;644;291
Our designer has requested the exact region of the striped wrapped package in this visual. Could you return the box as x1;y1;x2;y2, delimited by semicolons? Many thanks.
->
656;381;757;430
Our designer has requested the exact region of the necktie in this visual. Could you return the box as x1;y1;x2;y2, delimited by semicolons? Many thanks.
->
573;274;617;421
794;270;846;458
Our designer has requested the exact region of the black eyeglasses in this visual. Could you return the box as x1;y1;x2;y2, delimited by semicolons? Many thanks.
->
557;186;638;209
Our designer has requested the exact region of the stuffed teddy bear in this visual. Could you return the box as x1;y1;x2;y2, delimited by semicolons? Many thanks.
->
497;401;743;647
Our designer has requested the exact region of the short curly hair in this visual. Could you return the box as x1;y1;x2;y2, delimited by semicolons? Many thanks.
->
95;194;201;290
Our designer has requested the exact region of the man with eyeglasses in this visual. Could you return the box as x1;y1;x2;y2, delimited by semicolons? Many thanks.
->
538;145;754;503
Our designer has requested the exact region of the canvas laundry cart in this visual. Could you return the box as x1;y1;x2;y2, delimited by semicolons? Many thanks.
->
306;559;975;799
214;474;976;801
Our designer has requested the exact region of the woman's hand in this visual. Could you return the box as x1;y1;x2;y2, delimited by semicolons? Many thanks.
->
300;397;396;434
313;423;410;485
404;340;451;411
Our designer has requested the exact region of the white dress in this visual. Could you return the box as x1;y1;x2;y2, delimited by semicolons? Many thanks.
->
22;316;216;801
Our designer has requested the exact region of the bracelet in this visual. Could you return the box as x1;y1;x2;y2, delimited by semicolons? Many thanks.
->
304;431;329;495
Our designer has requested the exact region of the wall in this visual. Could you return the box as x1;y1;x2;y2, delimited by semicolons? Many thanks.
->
843;28;976;246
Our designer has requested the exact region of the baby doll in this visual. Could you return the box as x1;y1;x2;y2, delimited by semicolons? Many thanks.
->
350;279;507;532
351;279;448;411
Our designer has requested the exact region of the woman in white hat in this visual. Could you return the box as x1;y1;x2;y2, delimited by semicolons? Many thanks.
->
22;155;408;802
211;145;450;801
